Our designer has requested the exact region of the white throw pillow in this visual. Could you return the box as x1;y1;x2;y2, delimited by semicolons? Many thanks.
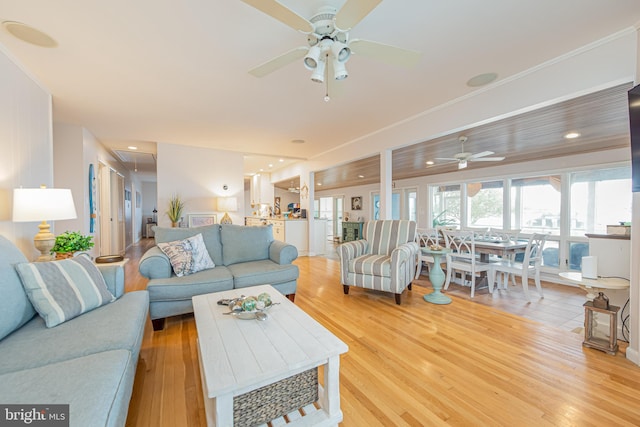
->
157;233;215;277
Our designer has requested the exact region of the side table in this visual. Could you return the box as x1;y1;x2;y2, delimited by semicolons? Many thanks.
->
422;248;452;305
558;272;629;300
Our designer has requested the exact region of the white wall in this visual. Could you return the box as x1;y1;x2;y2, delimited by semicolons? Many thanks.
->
141;181;158;226
156;143;244;227
53;123;136;255
0;45;53;259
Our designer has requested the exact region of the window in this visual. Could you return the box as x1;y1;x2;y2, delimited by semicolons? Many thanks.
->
511;175;561;235
431;184;460;227
406;189;417;221
467;181;503;228
570;168;631;235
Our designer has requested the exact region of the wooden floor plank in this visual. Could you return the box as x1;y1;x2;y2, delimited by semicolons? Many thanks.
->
124;239;640;426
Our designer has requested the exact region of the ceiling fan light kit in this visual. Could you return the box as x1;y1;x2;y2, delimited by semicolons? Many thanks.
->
243;0;421;98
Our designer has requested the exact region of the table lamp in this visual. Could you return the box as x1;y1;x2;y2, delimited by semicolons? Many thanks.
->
13;186;78;261
217;197;238;225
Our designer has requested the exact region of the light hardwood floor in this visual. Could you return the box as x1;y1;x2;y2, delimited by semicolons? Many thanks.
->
125;239;640;426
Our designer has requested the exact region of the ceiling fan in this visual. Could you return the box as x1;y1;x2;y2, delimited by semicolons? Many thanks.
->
435;136;505;170
288;181;300;193
241;0;420;93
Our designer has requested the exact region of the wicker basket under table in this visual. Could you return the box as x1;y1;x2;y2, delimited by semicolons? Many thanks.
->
233;368;318;427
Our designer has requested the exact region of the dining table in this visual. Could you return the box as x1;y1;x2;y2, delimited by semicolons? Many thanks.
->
472;238;529;262
465;238;529;289
425;235;529;290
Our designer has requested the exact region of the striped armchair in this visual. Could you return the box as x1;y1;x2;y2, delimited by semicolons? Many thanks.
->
337;220;419;304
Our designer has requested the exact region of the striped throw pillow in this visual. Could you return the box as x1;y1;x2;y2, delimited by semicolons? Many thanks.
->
15;255;115;328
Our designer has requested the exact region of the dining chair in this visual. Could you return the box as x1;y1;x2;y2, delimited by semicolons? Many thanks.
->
442;229;493;298
415;228;441;279
486;228;521;242
485;228;521;288
460;226;489;240
488;233;547;301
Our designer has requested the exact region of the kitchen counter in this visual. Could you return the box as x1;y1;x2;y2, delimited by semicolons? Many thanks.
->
245;217;308;255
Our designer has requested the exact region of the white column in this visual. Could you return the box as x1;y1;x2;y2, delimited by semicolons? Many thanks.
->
380;149;392;220
305;172;316;255
627;28;640;365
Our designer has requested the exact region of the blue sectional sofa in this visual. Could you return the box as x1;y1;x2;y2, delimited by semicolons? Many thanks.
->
138;223;299;330
0;235;149;427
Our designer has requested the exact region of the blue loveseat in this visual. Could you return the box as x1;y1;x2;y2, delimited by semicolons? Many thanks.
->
138;223;299;330
0;235;149;427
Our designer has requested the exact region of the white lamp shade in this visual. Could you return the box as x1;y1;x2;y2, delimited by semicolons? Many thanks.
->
217;197;238;212
13;188;77;222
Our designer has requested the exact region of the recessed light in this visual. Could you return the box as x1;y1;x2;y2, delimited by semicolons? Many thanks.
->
358;175;364;179
291;139;305;144
317;183;322;186
278;158;284;162
268;164;273;168
426;160;434;165
128;146;138;150
259;168;264;172
466;72;498;87
2;21;57;47
564;132;581;139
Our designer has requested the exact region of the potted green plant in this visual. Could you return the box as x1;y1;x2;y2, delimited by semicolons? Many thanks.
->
51;231;95;259
167;194;185;227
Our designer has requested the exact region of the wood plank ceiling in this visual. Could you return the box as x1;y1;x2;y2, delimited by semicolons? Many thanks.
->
311;83;632;192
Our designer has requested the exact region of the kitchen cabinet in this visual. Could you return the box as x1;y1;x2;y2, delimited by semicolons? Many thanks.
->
245;217;308;254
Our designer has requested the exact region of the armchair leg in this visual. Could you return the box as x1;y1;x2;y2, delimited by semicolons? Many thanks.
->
286;294;296;303
152;318;165;331
395;293;402;305
408;283;412;291
343;285;350;295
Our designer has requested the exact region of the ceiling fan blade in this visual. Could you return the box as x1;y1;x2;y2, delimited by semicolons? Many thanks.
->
470;156;506;162
349;39;421;68
468;151;494;159
248;47;308;77
335;0;382;30
434;157;459;161
240;0;313;32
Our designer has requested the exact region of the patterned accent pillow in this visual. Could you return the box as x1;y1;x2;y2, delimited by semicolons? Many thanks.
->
157;233;215;277
15;255;116;328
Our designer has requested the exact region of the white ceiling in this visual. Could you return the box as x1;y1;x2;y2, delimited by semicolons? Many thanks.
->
1;0;640;178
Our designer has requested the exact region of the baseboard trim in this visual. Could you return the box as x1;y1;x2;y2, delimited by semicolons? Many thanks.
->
626;347;640;366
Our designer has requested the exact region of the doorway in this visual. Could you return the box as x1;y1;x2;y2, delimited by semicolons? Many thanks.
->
98;162;125;256
317;196;344;241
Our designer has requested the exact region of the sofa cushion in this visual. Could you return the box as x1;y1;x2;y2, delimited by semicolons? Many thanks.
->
15;255;115;328
157;233;215;277
154;224;223;265
227;260;299;289
221;224;273;266
147;267;233;302
0;350;134;427
0;290;148;375
349;254;392;277
0;236;36;341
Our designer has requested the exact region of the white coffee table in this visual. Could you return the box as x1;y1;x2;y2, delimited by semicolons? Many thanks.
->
193;285;348;427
